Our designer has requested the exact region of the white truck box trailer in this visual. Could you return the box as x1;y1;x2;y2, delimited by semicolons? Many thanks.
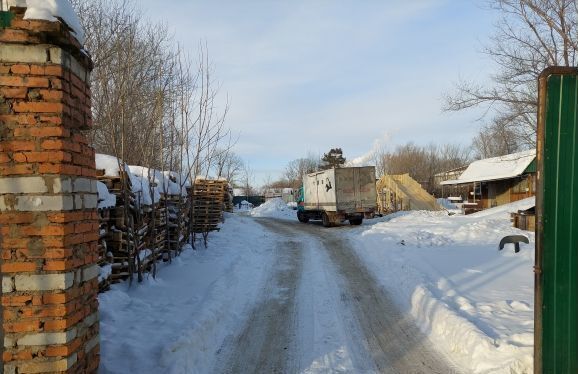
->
297;166;377;226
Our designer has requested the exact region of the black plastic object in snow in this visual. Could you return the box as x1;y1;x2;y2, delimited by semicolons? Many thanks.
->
498;235;529;253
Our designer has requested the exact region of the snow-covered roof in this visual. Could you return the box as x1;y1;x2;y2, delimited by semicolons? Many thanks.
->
4;0;85;44
441;149;536;185
265;187;293;194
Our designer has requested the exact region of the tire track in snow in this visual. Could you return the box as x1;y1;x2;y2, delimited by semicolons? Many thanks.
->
295;230;377;373
217;220;302;373
318;227;459;373
218;218;459;373
281;219;460;373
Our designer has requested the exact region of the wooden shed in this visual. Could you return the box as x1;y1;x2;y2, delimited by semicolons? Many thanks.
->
440;149;536;213
511;206;536;231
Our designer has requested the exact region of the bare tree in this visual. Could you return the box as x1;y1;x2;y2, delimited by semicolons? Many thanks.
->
444;0;578;154
376;142;471;193
471;122;520;159
210;135;242;184
72;0;234;257
71;0;182;167
241;162;255;199
284;154;320;187
220;152;244;185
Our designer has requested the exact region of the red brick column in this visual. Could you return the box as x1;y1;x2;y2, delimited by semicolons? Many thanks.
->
0;7;99;374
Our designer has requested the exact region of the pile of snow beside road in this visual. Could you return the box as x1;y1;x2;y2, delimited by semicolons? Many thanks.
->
99;214;276;373
249;197;296;220
349;197;535;373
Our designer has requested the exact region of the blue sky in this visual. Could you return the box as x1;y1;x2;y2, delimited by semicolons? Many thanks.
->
141;0;498;185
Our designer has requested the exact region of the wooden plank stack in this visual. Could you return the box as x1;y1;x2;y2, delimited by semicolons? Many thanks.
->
191;179;228;233
96;160;231;289
97;205;112;292
162;193;189;255
97;170;139;282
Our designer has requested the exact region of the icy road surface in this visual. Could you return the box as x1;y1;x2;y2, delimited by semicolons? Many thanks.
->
216;218;459;373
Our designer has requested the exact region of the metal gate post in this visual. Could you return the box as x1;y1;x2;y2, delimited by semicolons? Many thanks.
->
536;67;578;374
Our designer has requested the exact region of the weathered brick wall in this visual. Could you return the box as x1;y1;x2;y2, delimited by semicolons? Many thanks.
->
0;7;99;374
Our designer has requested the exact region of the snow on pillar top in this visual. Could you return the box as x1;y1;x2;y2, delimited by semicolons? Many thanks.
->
2;0;85;44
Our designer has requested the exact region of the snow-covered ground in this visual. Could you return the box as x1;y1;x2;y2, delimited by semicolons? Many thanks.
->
348;197;535;373
100;197;536;374
249;197;297;220
248;196;536;373
99;213;276;373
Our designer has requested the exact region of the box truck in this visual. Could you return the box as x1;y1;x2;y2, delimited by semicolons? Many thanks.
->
297;166;377;227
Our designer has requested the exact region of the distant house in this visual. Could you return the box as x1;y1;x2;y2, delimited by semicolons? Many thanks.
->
433;165;469;198
434;165;469;187
440;149;536;213
264;188;296;204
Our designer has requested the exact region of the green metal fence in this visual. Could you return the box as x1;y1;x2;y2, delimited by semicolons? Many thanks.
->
536;67;578;373
0;11;12;28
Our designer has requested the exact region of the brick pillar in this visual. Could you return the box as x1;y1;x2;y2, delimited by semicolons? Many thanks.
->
0;7;99;374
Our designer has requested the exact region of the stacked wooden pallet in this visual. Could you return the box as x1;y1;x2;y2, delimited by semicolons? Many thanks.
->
95;155;233;289
162;194;188;255
132;198;151;276
97;170;140;282
191;179;228;233
97;206;112;292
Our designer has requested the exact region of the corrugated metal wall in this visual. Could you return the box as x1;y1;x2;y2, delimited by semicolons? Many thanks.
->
536;67;578;373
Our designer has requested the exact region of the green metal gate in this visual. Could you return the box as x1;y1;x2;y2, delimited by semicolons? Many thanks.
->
536;67;578;373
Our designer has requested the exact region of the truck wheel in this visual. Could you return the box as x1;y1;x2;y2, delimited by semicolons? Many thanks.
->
349;218;363;225
322;212;332;227
297;210;309;223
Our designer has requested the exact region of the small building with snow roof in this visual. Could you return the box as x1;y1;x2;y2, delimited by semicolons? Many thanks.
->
264;187;296;204
440;149;536;213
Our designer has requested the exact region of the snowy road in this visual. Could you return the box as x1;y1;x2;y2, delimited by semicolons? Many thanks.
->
101;202;534;373
217;225;303;373
218;218;458;373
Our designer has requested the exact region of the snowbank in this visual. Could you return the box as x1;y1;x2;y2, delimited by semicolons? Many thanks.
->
437;197;462;215
249;197;296;220
99;214;276;373
470;196;535;218
349;198;535;373
11;0;86;44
